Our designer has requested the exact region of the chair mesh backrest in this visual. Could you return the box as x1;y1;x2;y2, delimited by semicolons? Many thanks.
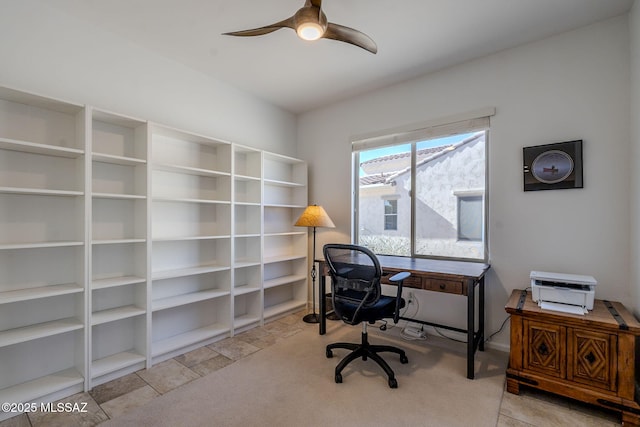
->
323;244;382;321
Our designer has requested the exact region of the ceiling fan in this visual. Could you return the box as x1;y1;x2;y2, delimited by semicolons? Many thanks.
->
223;0;377;54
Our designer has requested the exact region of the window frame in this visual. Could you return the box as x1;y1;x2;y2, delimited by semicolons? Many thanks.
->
351;111;493;263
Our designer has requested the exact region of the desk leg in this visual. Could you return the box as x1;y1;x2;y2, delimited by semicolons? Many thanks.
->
319;274;326;335
479;277;485;352
467;280;475;379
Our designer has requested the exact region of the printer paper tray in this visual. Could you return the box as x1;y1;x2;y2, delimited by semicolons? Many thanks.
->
539;301;587;315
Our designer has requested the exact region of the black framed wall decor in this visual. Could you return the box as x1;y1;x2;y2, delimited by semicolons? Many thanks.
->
523;140;583;191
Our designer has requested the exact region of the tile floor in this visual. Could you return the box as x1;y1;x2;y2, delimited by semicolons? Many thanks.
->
0;311;622;426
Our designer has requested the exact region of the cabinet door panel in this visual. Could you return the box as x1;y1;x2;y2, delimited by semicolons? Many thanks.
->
568;328;616;391
523;319;566;378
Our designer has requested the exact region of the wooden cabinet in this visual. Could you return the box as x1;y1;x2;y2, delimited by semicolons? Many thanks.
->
505;290;640;426
0;86;307;420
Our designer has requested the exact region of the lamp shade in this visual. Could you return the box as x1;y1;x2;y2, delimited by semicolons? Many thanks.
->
294;205;335;228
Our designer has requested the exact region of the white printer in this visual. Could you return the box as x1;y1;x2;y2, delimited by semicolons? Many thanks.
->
530;270;597;315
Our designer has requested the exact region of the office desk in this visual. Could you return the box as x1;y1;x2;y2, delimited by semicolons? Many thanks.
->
318;256;490;379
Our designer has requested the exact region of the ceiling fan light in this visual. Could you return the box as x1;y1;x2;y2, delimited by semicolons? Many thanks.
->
297;22;324;41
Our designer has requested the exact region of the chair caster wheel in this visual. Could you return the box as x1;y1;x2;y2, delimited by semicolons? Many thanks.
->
388;377;398;388
326;349;333;358
400;355;408;364
335;373;342;383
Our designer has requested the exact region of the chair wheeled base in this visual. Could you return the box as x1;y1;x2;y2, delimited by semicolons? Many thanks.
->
326;323;408;388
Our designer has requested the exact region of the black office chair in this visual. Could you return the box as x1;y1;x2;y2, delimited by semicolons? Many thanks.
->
323;243;410;388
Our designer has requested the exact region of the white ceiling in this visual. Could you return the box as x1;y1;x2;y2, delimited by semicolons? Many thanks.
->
45;0;634;114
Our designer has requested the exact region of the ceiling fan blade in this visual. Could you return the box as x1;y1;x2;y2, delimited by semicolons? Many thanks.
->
223;17;295;37
323;22;377;54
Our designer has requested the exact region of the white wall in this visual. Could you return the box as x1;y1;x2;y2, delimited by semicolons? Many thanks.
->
0;0;297;155
298;15;631;350
631;0;640;317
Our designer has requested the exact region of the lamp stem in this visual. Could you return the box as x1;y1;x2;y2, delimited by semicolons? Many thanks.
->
303;226;319;323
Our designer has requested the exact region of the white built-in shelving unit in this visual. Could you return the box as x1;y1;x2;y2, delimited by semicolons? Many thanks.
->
232;145;263;331
0;87;86;409
150;124;234;363
0;86;307;420
88;108;149;387
262;153;308;319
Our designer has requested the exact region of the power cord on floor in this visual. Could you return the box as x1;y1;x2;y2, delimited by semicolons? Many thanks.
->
394;291;512;345
399;295;428;341
484;315;510;344
374;292;427;340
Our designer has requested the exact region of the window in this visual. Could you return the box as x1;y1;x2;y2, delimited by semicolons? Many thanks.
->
457;193;483;241
384;199;397;230
352;111;492;261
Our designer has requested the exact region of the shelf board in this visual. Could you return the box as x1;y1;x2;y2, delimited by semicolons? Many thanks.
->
263;178;305;188
152;235;230;242
263;254;306;265
92;192;146;200
234;174;260;182
233;285;261;296
92;238;146;245
0;186;83;197
92;305;146;325
0;86;82;111
0;367;83;404
233;201;261;206
151;124;232;147
152;196;230;205
92;351;146;378
264;231;306;237
0;137;84;158
263;300;306;319
152;324;229;358
0;283;83;305
0;241;84;250
234;233;261;239
263;203;306;209
263;152;305;164
92;108;146;128
0;318;83;348
152;289;230;312
152;264;231;281
92;152;146;166
263;274;307;289
92;276;146;290
154;163;231;178
234;260;261;269
233;314;261;329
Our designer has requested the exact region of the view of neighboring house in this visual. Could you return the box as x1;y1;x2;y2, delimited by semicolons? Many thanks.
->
358;132;486;259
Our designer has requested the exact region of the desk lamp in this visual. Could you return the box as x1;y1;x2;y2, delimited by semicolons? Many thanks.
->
294;204;335;323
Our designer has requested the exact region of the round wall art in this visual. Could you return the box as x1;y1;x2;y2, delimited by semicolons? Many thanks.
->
523;140;583;191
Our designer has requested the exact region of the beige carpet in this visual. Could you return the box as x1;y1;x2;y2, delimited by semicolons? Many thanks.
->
102;323;507;427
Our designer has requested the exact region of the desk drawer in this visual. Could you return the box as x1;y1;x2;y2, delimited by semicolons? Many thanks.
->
425;279;463;294
381;274;423;289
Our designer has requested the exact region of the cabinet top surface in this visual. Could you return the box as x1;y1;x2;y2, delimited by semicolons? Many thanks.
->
505;289;640;333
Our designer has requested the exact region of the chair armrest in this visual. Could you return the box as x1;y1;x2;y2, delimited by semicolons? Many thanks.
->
388;271;410;324
389;272;410;283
